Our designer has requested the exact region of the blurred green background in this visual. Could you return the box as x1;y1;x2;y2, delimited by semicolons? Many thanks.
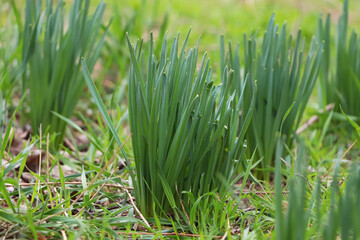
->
85;0;360;80
105;0;360;53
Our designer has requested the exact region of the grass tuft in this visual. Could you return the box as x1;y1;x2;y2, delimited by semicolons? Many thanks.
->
22;0;107;148
317;0;360;117
125;31;254;218
222;14;323;180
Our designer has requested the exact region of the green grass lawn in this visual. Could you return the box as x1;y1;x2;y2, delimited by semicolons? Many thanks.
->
1;0;360;239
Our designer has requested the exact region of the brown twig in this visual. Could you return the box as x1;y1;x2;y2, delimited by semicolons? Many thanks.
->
175;184;191;226
221;216;230;240
237;189;289;194
296;103;334;135
37;125;42;206
280;158;291;168
117;231;223;238
2;224;14;240
124;188;150;228
323;139;358;178
61;230;67;240
242;207;256;212
341;139;358;160
46;133;54;209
